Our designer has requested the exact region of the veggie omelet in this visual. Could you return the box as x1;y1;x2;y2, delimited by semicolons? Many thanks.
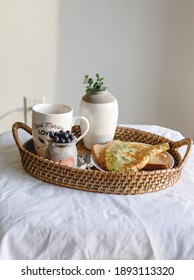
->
105;141;170;172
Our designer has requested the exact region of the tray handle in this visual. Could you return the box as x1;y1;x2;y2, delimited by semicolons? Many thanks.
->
12;122;32;151
172;138;193;168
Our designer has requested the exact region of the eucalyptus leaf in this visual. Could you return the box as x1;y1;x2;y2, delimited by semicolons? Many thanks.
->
83;73;107;94
86;88;93;94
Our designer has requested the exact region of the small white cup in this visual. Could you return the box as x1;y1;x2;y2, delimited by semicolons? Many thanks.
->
32;103;89;158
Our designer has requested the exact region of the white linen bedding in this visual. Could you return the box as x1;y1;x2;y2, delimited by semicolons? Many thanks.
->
0;125;194;260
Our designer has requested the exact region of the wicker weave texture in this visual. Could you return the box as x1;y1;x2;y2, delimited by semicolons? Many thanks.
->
12;122;193;195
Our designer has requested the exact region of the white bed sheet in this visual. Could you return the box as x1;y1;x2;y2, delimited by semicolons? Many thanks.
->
0;124;194;260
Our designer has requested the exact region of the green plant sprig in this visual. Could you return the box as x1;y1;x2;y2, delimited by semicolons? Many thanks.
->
83;73;107;94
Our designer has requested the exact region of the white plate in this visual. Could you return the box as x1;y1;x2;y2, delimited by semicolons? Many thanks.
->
167;153;174;169
91;152;174;172
91;155;106;172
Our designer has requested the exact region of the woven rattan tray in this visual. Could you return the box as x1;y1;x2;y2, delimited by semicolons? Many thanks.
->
12;122;193;195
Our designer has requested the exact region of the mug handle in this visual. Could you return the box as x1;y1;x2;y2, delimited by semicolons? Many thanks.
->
72;116;90;143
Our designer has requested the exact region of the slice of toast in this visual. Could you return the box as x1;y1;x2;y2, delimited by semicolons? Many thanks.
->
142;151;168;170
91;141;169;171
91;142;111;170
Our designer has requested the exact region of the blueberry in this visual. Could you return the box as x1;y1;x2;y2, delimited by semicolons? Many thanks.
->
49;131;55;139
69;134;74;141
58;133;63;139
60;138;65;143
54;136;60;143
64;132;69;138
66;138;71;143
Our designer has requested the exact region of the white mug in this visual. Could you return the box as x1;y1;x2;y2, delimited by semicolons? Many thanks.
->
32;103;89;158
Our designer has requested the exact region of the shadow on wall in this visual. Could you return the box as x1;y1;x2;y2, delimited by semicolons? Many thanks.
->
0;108;23;121
155;0;194;139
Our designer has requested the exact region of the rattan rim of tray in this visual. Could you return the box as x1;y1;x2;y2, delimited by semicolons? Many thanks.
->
12;122;193;195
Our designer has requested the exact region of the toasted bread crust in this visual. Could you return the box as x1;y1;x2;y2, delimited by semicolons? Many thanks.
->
92;140;169;171
143;152;168;170
91;141;114;170
91;144;108;170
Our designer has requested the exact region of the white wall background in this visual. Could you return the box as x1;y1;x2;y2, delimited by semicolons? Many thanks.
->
0;0;194;139
0;0;57;131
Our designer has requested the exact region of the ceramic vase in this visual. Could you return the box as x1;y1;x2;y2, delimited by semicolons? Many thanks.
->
80;90;118;150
